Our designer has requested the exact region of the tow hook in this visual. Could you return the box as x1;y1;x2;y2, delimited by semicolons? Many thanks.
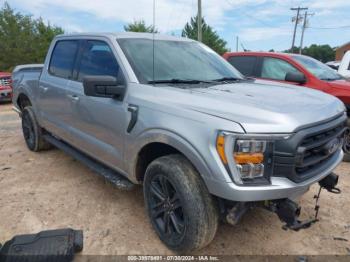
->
267;173;341;231
318;173;341;194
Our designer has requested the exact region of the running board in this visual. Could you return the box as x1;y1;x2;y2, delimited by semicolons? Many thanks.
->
43;134;135;191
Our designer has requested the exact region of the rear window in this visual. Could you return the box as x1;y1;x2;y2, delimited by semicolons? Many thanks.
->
49;40;79;79
227;56;257;76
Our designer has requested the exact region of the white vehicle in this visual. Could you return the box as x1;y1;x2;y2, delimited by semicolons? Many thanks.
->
326;61;341;71
338;51;350;79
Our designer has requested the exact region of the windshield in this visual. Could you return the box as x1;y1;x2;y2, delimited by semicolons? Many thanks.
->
117;38;243;84
292;55;343;81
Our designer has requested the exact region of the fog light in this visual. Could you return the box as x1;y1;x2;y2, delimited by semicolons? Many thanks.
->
237;163;264;179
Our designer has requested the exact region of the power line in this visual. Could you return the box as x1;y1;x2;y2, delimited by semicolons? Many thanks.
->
309;25;350;29
225;0;276;28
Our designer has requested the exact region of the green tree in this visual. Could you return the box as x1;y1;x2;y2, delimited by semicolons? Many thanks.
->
302;44;335;63
182;16;229;55
284;44;335;62
0;2;64;71
124;20;158;33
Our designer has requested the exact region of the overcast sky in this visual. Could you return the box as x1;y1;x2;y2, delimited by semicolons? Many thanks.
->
4;0;350;52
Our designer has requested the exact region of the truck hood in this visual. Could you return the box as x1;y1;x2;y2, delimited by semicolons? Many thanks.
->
179;80;345;133
0;72;11;77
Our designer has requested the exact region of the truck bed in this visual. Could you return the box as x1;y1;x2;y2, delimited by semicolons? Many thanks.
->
11;64;44;104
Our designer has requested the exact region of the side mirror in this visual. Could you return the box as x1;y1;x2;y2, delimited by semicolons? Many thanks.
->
83;75;125;99
285;72;306;84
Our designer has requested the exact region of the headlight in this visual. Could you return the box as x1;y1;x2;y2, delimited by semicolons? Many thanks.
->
234;140;266;179
216;132;277;185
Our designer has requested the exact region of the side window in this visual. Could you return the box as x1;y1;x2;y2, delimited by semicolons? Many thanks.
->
49;40;79;79
227;56;257;77
77;41;120;82
261;57;300;81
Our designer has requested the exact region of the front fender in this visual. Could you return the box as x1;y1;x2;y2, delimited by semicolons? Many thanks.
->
125;128;214;184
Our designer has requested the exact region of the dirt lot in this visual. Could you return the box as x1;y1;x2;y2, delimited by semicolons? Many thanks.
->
0;102;349;255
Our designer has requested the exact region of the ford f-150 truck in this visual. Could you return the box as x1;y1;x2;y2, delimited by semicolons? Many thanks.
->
12;33;347;253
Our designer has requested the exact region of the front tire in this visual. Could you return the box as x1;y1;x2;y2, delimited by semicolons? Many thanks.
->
21;106;52;152
343;128;350;162
144;154;218;253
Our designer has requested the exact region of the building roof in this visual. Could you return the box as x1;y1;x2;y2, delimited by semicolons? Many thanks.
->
336;42;350;50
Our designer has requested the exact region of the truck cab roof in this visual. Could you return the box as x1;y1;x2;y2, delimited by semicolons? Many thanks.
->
55;32;194;42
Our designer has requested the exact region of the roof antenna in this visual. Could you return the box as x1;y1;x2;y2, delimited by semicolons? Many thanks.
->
152;0;156;85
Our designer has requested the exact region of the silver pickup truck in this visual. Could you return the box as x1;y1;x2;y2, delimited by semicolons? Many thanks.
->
12;33;347;253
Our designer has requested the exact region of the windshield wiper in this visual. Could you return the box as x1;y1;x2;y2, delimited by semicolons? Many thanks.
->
148;79;213;84
320;77;342;81
211;77;243;82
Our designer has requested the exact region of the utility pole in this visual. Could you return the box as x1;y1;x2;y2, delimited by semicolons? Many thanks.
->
198;0;202;42
290;7;308;52
299;11;314;54
236;36;239;52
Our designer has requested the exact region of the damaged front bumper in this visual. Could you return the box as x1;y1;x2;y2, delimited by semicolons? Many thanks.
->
222;172;341;231
210;149;343;202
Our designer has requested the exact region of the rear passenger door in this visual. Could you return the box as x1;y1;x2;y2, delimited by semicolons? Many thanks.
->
226;56;258;77
65;39;128;171
38;40;80;141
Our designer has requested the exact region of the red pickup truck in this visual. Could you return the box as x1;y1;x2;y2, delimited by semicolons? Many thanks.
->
0;72;12;102
223;52;350;160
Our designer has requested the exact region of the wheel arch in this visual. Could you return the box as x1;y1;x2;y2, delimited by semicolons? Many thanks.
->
128;130;213;184
17;93;32;111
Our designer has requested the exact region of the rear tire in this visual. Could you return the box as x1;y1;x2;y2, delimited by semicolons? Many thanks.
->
143;154;218;253
21;106;52;152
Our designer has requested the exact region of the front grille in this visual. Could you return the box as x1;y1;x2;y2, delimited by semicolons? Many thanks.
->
273;115;347;183
345;104;350;116
295;123;346;175
0;77;11;86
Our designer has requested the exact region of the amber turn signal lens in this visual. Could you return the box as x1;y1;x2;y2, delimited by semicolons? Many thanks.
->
216;135;228;164
234;153;264;164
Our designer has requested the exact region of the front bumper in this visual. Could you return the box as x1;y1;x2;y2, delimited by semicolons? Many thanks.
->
208;149;343;202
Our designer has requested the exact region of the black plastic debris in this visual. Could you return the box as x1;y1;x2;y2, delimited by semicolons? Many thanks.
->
0;228;83;262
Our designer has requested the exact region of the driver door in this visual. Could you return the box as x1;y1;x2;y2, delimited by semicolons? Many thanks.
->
64;39;128;170
258;57;303;84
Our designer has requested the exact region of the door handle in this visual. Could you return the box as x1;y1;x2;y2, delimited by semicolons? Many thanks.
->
67;94;79;102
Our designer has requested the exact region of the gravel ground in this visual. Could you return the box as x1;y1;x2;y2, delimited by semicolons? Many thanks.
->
0;102;349;255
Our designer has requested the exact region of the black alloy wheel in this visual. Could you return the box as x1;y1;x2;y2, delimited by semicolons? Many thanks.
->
144;154;219;253
21;106;52;152
148;174;186;240
22;109;36;149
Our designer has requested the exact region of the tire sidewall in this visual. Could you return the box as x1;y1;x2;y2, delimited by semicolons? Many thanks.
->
21;107;40;151
144;155;217;252
343;120;350;162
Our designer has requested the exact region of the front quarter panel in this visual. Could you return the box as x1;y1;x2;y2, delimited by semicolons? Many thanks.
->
124;83;245;187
